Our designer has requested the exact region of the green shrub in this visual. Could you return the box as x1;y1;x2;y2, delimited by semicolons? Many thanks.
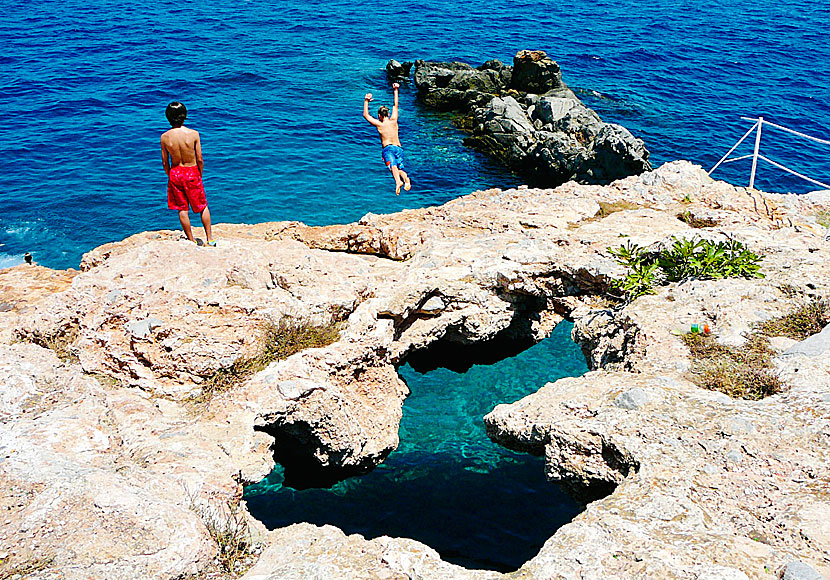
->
608;237;764;301
607;241;660;300
658;237;763;282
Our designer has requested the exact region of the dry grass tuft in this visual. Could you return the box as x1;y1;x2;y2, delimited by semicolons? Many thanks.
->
755;299;830;341
569;201;647;230
681;333;782;400
596;200;645;218
0;557;55;580
26;323;80;364
197;319;341;402
89;371;119;389
676;210;719;228
186;495;257;578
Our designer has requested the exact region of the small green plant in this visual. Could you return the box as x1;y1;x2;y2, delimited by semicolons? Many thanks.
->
608;237;764;301
198;319;341;401
755;299;830;340
607;240;649;269
681;333;782;400
607;241;660;300
815;209;830;228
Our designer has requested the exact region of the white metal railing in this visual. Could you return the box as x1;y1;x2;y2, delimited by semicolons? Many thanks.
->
709;116;830;191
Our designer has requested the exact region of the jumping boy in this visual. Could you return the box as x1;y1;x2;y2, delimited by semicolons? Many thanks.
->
160;101;215;246
363;83;412;195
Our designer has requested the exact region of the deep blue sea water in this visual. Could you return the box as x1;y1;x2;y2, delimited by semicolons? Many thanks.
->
245;321;589;571
1;0;829;269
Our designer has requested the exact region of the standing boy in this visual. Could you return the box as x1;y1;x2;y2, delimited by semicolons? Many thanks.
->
160;101;215;246
363;83;412;195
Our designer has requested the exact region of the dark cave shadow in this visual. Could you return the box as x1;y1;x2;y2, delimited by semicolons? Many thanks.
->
245;450;583;572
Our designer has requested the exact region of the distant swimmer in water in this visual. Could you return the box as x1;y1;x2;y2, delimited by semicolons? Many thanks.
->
160;101;215;246
363;82;412;195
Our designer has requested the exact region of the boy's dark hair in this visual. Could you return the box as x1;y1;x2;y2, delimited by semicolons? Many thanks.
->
378;105;390;120
165;101;187;127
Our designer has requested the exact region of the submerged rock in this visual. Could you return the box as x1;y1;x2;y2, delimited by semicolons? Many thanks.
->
406;50;651;186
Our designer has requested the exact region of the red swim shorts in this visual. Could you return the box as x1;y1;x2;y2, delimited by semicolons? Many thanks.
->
167;165;207;212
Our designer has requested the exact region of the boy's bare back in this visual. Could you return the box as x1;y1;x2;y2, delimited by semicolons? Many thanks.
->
160;126;201;169
374;118;401;147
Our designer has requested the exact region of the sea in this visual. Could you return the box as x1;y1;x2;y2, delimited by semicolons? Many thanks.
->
1;0;828;270
2;0;829;570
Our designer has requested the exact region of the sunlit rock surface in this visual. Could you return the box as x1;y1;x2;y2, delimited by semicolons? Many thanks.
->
1;161;829;578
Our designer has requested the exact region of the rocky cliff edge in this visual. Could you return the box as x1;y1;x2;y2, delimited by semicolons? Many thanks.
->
0;161;828;579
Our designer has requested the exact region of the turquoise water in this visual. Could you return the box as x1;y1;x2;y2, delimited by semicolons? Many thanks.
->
1;0;828;269
245;322;589;571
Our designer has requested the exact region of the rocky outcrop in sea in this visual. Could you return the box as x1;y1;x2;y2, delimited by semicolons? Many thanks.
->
1;162;829;579
395;50;652;187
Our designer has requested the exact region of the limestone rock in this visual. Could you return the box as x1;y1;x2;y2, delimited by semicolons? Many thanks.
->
0;343;219;579
241;523;497;580
2;161;830;578
614;386;650;409
782;323;830;357
781;561;824;580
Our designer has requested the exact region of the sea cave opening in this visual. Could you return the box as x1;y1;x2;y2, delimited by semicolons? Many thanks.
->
245;321;591;572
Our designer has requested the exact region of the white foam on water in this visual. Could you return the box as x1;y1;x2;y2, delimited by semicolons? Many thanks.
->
0;253;24;270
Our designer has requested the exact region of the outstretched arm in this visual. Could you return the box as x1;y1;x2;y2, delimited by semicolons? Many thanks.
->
391;82;399;120
363;93;381;126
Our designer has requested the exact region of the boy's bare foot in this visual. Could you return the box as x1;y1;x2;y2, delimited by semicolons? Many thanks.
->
404;178;412;191
395;182;402;196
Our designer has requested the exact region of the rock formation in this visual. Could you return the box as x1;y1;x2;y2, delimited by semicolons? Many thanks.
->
386;59;413;79
1;162;829;578
402;50;651;187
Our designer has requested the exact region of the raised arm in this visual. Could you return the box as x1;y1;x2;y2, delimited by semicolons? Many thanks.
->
391;82;400;120
363;93;381;126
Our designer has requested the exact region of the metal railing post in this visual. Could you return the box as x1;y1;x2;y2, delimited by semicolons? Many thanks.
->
710;115;829;191
749;116;764;189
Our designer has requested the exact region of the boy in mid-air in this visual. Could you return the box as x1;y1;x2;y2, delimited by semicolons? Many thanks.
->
363;83;412;195
160;101;215;246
